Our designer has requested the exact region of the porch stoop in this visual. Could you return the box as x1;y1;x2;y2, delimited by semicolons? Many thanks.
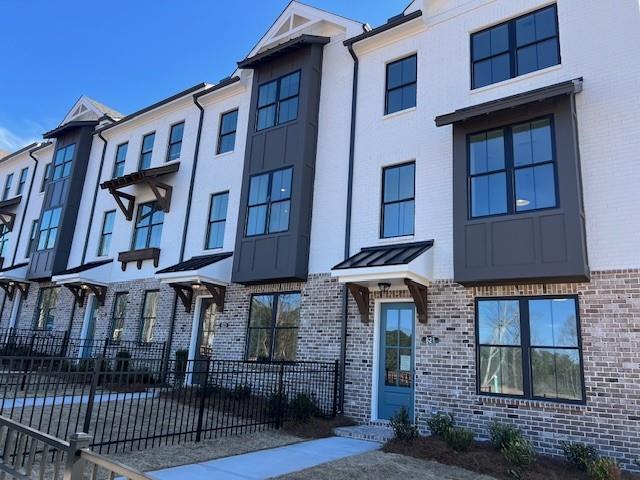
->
333;422;394;443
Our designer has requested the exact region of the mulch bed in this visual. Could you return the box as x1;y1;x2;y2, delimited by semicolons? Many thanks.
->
283;415;357;439
383;436;640;480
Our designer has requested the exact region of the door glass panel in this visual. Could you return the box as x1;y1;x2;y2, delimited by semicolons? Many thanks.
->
384;348;398;386
399;310;412;347
385;309;399;346
199;302;217;356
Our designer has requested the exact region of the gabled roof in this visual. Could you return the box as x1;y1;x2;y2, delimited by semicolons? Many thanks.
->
59;95;123;126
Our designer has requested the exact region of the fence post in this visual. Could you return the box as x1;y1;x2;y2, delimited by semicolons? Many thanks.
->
82;357;102;434
195;356;211;442
276;362;285;429
101;339;109;359
60;330;70;357
332;360;339;417
28;333;36;357
160;341;168;383
64;432;92;480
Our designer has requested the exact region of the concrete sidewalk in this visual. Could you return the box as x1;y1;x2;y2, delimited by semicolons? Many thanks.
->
148;436;380;480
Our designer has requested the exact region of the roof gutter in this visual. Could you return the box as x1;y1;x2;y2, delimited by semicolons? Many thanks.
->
343;10;423;46
9;146;40;266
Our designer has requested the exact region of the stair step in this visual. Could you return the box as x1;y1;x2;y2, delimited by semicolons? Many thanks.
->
333;424;395;443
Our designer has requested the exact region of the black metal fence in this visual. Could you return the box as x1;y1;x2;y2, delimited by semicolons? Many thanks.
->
0;355;339;454
0;328;166;362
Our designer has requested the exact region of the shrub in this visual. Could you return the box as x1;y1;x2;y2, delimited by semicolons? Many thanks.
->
560;441;599;470
502;437;536;469
390;407;418;442
444;427;474;451
427;412;454;437
587;458;621;480
289;393;319;423
489;421;523;450
266;392;289;419
229;383;252;400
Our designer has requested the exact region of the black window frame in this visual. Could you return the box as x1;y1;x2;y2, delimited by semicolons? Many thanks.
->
385;54;417;115
205;191;229;250
26;220;38;258
109;291;128;342
0;224;9;258
255;70;301;132
98;210;116;256
245;291;301;363
475;294;585;405
112;142;128;179
380;161;416;239
139;132;155;170
166;121;185;162
467;114;558;219
36;206;62;251
244;167;293;237
131;201;164;250
471;4;560;89
34;287;60;331
16;167;28;196
2;173;13;201
40;163;52;192
139;290;159;343
217;109;239;155
52;143;75;181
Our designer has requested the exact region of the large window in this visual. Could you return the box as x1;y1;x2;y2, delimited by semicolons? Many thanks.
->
385;55;417;115
40;163;52;192
139;132;155;170
37;207;62;251
132;202;164;250
206;192;228;249
471;5;560;89
140;290;158;343
469;117;556;218
166;122;184;162
113;143;128;178
256;71;300;131
26;220;38;257
35;287;60;331
98;210;115;256
52;144;75;180
382;162;415;238
0;225;9;258
246;167;292;236
16;168;28;196
110;292;128;342
246;293;301;362
2;173;13;201
476;296;584;403
217;110;238;154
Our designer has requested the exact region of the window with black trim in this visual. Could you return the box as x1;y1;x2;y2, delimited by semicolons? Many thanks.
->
246;293;300;362
110;292;128;342
166;122;184;162
113;143;128;178
476;296;584;402
246;167;292;236
26;220;38;257
35;287;60;331
37;207;62;251
132;202;164;250
16;167;28;196
217;110;238;154
140;290;158;343
469;116;556;218
0;225;8;258
385;55;417;115
2;173;13;201
139;133;155;170
471;4;560;89
256;71;300;131
52;144;75;180
98;210;115;256
206;192;228;249
40;163;52;192
382;162;415;238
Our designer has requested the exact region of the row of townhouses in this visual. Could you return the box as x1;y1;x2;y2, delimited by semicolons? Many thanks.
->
1;0;638;468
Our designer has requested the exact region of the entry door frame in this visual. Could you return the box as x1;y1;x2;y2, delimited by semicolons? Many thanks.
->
186;295;212;385
370;298;417;422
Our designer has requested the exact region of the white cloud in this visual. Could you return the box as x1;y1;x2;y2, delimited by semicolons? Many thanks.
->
0;126;38;153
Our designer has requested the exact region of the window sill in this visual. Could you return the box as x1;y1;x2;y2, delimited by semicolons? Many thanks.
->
377;234;415;245
382;107;416;121
117;248;160;271
470;64;563;95
477;394;586;411
213;150;235;160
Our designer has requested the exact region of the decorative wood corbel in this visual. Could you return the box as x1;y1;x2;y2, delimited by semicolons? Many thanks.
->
404;278;428;324
203;283;226;312
0;281;30;301
65;284;87;307
109;189;135;221
0;212;16;231
145;178;173;213
171;284;194;313
346;283;370;323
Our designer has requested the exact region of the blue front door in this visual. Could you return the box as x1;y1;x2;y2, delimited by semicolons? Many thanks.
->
378;303;415;420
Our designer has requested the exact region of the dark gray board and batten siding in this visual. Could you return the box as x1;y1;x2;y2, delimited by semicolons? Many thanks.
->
232;40;327;284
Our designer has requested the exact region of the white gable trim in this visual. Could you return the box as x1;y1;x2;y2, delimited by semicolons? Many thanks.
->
60;96;109;125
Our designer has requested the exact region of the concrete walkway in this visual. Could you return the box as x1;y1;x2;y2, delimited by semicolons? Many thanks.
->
148;437;381;480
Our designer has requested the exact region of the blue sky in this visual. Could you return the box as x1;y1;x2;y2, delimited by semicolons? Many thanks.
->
0;0;409;152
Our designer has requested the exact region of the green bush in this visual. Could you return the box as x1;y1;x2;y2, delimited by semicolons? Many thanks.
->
587;458;621;480
390;407;418;442
427;412;454;437
290;393;319;423
443;427;474;451
229;383;252;400
502;437;536;469
489;421;523;450
266;392;289;419
560;441;599;470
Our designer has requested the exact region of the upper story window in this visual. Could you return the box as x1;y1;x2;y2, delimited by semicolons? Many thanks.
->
382;162;415;238
113;142;128;178
246;167;292;237
16;168;28;196
385;55;417;115
40;163;52;192
140;290;158;343
110;292;128;342
132;201;164;250
0;225;9;258
52;144;75;181
139;132;155;170
469;116;556;218
34;287;60;331
206;192;229;249
2;173;13;201
256;71;300;131
37;207;62;251
26;220;38;257
98;210;115;256
166;122;184;162
477;296;583;403
471;5;559;89
217;110;238;154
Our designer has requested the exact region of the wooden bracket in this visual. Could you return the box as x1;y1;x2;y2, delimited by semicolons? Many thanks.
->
109;189;136;221
64;283;107;307
65;284;86;307
171;284;194;313
0;281;30;301
145;178;173;213
346;283;370;323
203;283;226;312
404;278;428;324
0;211;16;231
